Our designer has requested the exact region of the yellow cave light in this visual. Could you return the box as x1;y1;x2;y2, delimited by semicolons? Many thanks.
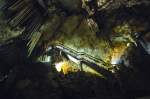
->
111;57;120;65
111;44;128;65
55;61;78;74
55;62;64;72
54;60;105;78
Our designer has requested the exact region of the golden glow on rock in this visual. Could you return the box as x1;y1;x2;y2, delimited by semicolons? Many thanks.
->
55;60;105;78
111;44;128;65
55;61;79;74
55;62;64;72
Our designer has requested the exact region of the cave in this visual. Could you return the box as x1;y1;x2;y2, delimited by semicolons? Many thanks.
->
0;0;150;99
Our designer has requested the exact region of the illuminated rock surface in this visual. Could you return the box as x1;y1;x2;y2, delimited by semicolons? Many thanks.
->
0;0;150;99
